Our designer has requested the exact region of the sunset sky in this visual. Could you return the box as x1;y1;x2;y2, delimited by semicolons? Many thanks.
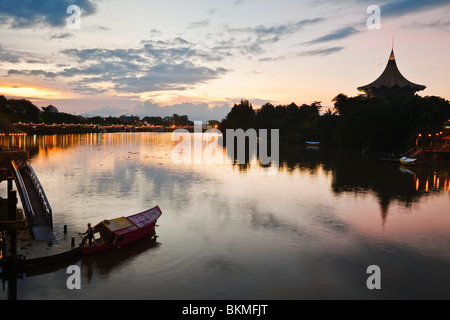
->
1;0;449;121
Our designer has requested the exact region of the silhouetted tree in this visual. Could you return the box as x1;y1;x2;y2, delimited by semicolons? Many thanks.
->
0;96;40;122
219;99;255;132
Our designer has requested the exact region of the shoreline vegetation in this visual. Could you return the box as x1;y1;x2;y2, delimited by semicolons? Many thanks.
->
2;93;450;153
219;95;450;153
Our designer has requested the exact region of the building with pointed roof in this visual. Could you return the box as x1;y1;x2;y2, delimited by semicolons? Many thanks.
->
0;118;26;136
358;49;426;96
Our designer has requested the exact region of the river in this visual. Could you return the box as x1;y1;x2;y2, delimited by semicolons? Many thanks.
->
1;132;450;300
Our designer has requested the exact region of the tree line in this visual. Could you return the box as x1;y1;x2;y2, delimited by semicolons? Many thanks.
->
0;95;193;127
3;93;450;153
219;94;450;153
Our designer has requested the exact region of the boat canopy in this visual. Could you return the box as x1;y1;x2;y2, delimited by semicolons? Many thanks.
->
99;217;138;236
94;206;162;237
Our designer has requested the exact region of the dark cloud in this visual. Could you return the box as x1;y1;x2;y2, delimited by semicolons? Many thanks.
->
379;0;450;18
252;18;324;38
0;44;21;63
0;0;96;28
141;38;225;62
61;48;146;64
222;18;324;54
113;62;228;93
7;37;229;95
403;19;450;30
316;0;450;18
8;69;58;78
302;26;360;45
259;46;345;62
298;46;345;56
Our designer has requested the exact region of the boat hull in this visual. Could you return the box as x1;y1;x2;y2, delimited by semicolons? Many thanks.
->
81;206;161;254
399;157;417;165
81;223;157;254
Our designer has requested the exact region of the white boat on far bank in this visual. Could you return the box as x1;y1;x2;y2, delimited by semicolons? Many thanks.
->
399;156;417;165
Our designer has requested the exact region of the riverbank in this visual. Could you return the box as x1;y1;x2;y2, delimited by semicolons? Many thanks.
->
14;123;168;135
14;123;216;135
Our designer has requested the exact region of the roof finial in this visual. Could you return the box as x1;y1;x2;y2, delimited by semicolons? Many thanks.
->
389;37;395;61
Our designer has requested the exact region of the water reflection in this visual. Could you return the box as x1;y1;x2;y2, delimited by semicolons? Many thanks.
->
80;237;160;282
20;133;450;225
2;133;448;300
227;140;449;223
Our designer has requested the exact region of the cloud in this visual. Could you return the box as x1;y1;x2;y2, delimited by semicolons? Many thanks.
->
379;0;450;19
61;47;146;64
187;19;210;29
82;105;129;117
259;46;345;62
82;100;232;122
0;44;21;63
7;38;229;95
113;62;228;93
302;26;360;45
298;46;345;56
8;69;58;78
49;32;74;40
0;0;97;28
317;0;450;19
402;19;450;30
71;85;108;95
230;18;323;42
133;100;232;122
212;18;324;56
252;19;324;38
141;38;225;62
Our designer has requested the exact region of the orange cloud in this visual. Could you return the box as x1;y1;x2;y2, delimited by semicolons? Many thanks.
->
0;86;62;99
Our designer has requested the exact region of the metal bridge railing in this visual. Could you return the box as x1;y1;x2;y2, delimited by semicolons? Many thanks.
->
18;160;53;229
10;160;35;226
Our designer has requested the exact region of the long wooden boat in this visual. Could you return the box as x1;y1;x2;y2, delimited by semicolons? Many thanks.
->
306;141;320;146
81;206;162;254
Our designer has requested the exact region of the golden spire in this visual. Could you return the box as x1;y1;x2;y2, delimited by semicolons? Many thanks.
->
389;37;395;60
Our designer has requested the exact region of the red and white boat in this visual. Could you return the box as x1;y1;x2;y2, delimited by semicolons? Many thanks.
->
81;206;162;254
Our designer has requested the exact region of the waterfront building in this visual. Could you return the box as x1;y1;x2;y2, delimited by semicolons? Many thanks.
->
358;48;426;96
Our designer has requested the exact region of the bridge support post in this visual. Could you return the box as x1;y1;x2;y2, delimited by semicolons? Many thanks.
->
7;177;13;192
7;190;17;271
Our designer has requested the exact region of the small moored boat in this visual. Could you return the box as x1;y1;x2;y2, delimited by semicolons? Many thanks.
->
399;156;417;165
306;141;320;146
81;206;162;254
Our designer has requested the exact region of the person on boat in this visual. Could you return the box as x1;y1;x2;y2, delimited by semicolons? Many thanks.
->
80;223;94;246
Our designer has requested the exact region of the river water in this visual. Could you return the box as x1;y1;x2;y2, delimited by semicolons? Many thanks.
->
1;132;450;300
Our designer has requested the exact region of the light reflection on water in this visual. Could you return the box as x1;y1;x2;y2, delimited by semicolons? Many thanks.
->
2;132;450;299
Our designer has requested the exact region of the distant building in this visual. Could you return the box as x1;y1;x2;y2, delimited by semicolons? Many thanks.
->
44;105;59;113
204;120;220;129
358;48;426;96
120;114;139;124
